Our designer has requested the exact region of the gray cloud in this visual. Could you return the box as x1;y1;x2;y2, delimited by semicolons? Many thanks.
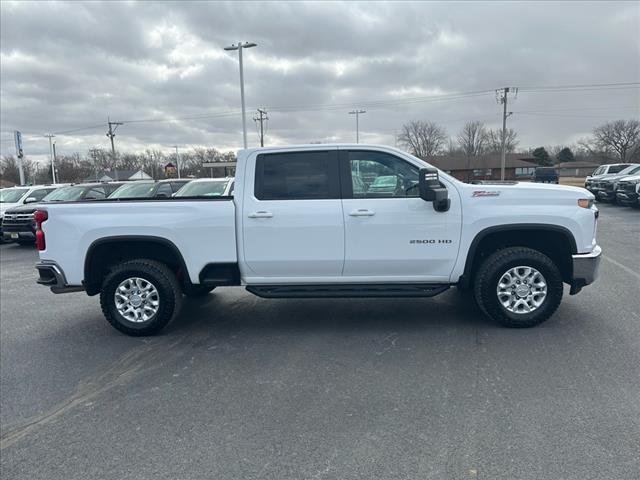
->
1;0;638;160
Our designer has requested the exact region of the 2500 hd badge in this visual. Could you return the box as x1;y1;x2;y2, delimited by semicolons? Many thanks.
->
410;239;453;244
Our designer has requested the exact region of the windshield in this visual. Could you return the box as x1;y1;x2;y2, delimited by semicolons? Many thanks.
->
617;165;640;175
109;182;156;198
0;188;29;203
174;180;230;197
42;186;86;202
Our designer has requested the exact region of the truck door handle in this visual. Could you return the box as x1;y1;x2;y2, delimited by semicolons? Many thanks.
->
349;209;375;217
248;211;273;218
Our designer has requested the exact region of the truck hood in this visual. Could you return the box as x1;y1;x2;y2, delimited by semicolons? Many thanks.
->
3;203;41;215
618;174;640;183
0;202;21;216
596;172;640;184
459;181;593;201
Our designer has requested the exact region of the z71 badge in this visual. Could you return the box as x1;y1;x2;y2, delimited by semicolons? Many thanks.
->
472;190;501;197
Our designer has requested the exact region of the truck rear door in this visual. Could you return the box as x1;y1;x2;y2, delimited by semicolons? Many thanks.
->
241;149;344;278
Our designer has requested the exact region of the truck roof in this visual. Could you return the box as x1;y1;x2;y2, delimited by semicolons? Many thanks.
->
238;143;401;154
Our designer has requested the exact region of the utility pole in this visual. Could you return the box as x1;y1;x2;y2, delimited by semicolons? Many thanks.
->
13;131;25;185
52;142;57;172
172;145;182;178
497;87;514;181
253;108;268;147
45;134;56;183
349;109;366;143
106;118;123;181
224;41;258;149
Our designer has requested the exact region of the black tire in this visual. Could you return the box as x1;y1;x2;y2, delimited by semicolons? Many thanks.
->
183;285;216;297
474;247;563;328
100;259;182;336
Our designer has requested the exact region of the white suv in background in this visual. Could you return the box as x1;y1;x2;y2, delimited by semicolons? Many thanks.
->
0;185;63;240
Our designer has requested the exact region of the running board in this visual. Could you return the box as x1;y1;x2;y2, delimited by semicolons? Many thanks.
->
246;284;450;299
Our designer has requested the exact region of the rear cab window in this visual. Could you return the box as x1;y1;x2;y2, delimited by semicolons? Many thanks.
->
254;151;340;200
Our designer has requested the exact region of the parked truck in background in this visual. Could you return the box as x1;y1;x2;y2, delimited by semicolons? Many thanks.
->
33;145;601;336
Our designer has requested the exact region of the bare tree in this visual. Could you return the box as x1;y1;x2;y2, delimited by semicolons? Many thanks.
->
485;128;519;154
592;119;640;162
457;121;487;156
0;156;36;185
398;120;447;159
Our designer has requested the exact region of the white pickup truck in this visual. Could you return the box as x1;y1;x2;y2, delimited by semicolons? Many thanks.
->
34;145;601;336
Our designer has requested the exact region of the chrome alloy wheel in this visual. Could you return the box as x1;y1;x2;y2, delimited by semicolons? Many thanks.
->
114;277;160;323
496;266;548;314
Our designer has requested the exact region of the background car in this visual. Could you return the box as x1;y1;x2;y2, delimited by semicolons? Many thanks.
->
0;184;63;242
590;164;640;203
533;166;559;183
173;177;234;197
108;179;190;199
615;174;640;207
585;163;634;192
1;182;124;244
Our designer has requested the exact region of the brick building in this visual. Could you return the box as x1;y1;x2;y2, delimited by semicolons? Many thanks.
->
427;154;538;182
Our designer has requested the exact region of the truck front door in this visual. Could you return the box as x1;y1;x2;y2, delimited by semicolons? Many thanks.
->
339;149;462;282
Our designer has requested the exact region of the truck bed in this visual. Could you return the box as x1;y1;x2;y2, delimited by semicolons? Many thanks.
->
38;197;237;285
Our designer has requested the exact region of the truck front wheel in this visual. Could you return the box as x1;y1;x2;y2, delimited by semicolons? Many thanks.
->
100;259;182;336
474;247;563;327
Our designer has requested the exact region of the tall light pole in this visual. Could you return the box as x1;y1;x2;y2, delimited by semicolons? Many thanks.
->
224;41;257;149
172;145;181;178
45;133;56;183
349;109;366;143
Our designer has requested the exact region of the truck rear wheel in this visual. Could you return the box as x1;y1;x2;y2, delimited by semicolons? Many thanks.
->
100;259;182;336
474;247;563;328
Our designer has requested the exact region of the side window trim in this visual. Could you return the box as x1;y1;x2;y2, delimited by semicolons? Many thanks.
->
254;150;340;201
339;149;419;200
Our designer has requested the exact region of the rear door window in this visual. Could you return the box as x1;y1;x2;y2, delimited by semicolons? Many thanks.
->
254;151;339;200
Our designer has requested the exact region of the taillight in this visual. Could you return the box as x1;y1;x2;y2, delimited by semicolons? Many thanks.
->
34;209;48;251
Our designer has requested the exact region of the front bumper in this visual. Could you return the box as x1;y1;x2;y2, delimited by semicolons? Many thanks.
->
36;261;85;294
570;245;602;295
2;231;35;242
616;191;639;206
595;189;616;202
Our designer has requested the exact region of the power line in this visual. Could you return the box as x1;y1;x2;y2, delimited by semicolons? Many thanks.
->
518;81;640;91
19;81;640;140
53;123;106;135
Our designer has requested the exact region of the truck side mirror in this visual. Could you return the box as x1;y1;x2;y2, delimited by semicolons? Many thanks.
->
419;167;450;212
24;197;38;204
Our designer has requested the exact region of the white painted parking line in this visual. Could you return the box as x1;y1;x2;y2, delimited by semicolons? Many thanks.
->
603;255;640;280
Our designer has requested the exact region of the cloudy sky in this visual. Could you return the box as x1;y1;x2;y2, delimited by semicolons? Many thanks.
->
1;1;639;161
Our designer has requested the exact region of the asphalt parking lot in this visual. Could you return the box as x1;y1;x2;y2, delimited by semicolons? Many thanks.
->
1;203;639;480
